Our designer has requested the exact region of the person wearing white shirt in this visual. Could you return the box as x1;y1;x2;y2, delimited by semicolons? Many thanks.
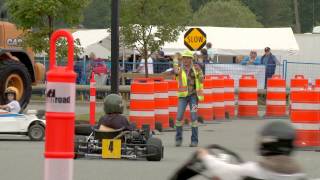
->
137;56;154;74
0;87;21;114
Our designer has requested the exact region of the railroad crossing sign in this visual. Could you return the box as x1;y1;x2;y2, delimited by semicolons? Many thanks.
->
184;28;207;51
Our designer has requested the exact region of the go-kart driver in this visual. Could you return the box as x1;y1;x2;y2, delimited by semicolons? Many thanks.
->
0;87;21;114
197;121;307;180
97;94;134;132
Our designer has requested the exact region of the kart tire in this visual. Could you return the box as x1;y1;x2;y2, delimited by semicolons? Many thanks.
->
28;124;45;141
155;122;163;132
146;137;163;161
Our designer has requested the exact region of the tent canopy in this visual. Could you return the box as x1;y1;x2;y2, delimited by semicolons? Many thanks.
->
162;26;299;57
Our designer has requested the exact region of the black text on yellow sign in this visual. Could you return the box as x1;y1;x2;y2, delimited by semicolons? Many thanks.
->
184;28;207;51
102;139;121;159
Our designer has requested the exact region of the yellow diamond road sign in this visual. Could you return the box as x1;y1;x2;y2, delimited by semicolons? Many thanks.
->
184;28;207;51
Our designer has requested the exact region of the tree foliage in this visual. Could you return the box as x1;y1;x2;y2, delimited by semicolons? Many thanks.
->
192;0;262;27
82;0;111;28
120;0;192;76
6;0;89;61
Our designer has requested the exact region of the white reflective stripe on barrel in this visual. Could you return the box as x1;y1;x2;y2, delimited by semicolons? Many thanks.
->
198;103;212;108
315;87;320;92
293;123;320;130
90;96;96;102
154;93;168;99
224;87;234;93
212;102;225;107
238;101;258;106
155;109;169;115
130;94;154;100
267;87;286;92
129;111;154;117
290;87;305;91
168;91;178;96
212;88;224;93
203;89;212;94
224;101;235;106
291;103;320;110
238;87;257;92
266;100;286;106
169;107;178;112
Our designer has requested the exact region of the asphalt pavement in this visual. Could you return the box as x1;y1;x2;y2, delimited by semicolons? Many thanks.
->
0;116;320;180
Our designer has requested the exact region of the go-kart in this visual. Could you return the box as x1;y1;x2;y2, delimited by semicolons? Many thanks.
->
74;124;164;161
0;109;46;141
170;144;244;180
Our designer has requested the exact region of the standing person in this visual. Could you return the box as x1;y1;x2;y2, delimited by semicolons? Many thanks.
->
136;55;154;74
240;50;261;65
261;47;278;88
173;50;204;147
0;87;21;114
206;42;214;62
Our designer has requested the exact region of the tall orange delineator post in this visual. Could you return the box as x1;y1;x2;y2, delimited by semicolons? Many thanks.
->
238;75;258;118
265;75;287;118
89;72;96;126
45;30;76;180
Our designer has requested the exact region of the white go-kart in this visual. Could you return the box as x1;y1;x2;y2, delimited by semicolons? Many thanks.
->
0;109;46;141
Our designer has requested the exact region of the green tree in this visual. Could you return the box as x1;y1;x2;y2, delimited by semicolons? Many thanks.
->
120;0;192;77
190;0;210;12
83;0;111;28
6;0;89;61
192;0;262;27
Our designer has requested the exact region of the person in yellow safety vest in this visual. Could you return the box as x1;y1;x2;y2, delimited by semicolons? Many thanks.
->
173;50;204;147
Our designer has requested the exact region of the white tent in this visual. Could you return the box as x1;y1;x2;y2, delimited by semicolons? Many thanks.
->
72;29;111;59
162;27;299;58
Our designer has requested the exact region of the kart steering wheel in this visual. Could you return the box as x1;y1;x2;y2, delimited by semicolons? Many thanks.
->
170;144;244;180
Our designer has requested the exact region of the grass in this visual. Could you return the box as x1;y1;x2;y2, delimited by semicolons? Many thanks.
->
76;111;105;122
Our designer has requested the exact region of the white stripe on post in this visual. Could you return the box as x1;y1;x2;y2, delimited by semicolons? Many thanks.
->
212;102;225;107
224;101;235;106
90;96;96;102
130;94;154;100
293;123;320;130
129;111;154;117
266;100;286;106
45;159;73;180
168;91;178;96
238;87;257;92
198;103;212;108
224;87;234;93
291;103;320;110
169;107;178;112
154;93;168;99
155;109;169;115
212;88;224;93
267;87;286;92
238;101;258;106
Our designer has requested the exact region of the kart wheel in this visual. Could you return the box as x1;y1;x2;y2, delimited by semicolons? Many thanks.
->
146;137;163;161
28;124;45;141
155;122;163;132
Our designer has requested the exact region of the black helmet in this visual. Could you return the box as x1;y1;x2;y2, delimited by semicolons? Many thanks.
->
103;94;124;114
258;121;296;156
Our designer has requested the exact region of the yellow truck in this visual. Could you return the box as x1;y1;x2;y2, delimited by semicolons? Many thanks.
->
0;21;44;110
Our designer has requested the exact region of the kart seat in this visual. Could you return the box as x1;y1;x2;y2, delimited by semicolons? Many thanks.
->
94;128;125;140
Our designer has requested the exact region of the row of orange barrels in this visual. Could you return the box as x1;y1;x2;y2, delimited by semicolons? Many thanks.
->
128;75;288;130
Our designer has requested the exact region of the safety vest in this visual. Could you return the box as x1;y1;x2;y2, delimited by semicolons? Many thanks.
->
177;66;204;101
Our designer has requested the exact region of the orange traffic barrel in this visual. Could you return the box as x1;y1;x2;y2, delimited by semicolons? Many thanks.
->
198;78;213;121
151;78;169;129
265;75;287;118
166;80;178;125
238;75;258;118
222;75;235;119
291;87;320;150
129;78;155;130
209;75;225;120
290;75;308;92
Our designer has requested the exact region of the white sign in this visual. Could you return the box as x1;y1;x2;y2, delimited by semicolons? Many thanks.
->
205;64;266;89
45;82;76;113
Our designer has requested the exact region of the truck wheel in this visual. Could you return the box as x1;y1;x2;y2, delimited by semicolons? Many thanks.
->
146;137;163;161
0;60;32;111
28;124;45;141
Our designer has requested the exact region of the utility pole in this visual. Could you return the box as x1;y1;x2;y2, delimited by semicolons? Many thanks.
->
111;0;120;94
